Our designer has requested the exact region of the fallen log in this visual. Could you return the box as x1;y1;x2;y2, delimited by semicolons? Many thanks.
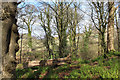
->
28;54;71;67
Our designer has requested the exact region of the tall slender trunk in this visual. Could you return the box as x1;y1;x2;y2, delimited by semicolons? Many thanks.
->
98;32;102;56
46;34;52;58
40;7;53;59
72;3;77;55
118;28;120;51
117;27;120;51
115;11;120;51
107;2;115;52
28;25;32;52
76;27;80;53
47;7;53;59
101;32;106;53
118;5;120;51
58;2;66;58
20;34;22;63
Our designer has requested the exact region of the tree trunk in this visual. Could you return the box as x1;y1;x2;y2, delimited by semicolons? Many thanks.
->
40;7;54;59
118;5;120;51
115;10;120;52
58;2;67;58
28;26;32;52
107;2;115;52
20;34;23;63
98;32;102;56
0;3;2;79
72;3;77;55
101;32;106;53
1;2;19;78
118;28;120;51
117;21;120;51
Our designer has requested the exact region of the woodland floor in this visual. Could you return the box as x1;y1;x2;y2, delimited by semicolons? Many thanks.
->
16;51;120;79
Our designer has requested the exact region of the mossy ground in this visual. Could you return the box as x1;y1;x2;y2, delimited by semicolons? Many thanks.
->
16;51;120;79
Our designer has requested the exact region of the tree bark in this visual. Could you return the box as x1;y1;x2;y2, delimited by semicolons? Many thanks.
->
118;28;120;51
58;2;67;58
115;10;120;52
107;2;115;52
72;3;77;55
118;5;120;51
1;2;19;78
98;32;102;56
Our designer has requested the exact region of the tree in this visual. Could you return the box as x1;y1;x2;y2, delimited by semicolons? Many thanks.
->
38;1;83;58
57;2;68;57
19;4;37;52
91;2;108;55
107;2;115;52
41;1;72;58
38;6;54;59
72;3;77;55
68;2;82;56
1;2;19;78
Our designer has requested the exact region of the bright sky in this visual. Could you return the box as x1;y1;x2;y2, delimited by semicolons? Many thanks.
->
17;0;120;39
17;0;91;39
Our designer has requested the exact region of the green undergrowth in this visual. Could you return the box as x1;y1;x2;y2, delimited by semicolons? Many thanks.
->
66;58;119;78
16;51;120;79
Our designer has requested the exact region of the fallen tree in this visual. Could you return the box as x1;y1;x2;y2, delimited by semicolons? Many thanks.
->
27;54;71;68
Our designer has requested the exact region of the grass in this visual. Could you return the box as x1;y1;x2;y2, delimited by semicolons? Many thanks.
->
16;51;120;79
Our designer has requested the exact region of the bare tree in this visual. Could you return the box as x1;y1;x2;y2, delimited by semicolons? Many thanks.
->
68;2;83;56
38;6;54;59
90;2;108;55
40;1;73;58
19;4;37;52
